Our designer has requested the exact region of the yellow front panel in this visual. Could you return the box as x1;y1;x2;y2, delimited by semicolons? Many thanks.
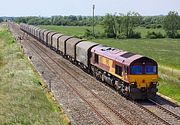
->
129;75;158;89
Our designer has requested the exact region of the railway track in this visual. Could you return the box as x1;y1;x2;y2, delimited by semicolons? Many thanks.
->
27;34;133;125
149;99;180;120
133;101;171;125
133;99;180;125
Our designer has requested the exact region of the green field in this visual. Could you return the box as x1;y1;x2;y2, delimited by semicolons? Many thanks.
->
39;25;180;102
0;24;68;125
39;25;169;38
39;25;103;37
135;27;166;38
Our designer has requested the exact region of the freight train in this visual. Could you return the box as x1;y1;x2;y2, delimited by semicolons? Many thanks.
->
20;23;158;100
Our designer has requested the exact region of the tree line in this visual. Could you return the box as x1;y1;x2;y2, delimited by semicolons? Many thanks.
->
102;11;180;39
1;11;179;39
13;15;103;26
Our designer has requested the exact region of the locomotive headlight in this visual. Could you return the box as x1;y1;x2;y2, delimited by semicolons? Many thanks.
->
151;82;158;87
152;79;157;83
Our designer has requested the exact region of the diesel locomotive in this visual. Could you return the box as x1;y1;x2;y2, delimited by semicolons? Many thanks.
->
20;23;158;100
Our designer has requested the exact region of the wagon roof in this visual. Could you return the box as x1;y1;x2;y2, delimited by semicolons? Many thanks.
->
53;33;64;38
39;29;48;32
48;31;58;35
59;35;73;42
66;37;83;44
77;41;99;51
91;45;144;66
44;30;52;34
36;28;42;31
33;27;39;29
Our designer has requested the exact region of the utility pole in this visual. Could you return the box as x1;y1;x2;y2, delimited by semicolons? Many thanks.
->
93;4;95;37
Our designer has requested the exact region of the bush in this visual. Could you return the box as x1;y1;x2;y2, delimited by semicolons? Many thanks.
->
175;33;180;38
145;25;151;29
106;33;116;38
117;33;126;39
166;32;180;38
128;31;141;39
74;35;84;39
156;24;162;28
151;24;157;29
145;24;162;29
95;32;106;39
83;29;105;39
146;31;165;39
84;29;93;37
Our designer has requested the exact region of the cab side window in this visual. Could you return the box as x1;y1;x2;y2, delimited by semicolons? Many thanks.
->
124;66;128;74
115;65;122;76
95;54;99;64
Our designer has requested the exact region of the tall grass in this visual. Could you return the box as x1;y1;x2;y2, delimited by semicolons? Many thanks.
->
0;25;67;125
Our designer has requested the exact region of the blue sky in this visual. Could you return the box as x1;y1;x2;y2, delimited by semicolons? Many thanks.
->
0;0;180;17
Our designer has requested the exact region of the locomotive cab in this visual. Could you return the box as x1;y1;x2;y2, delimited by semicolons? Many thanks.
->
129;57;158;99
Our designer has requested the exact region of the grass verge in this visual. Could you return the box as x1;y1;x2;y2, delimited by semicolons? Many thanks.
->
0;23;68;125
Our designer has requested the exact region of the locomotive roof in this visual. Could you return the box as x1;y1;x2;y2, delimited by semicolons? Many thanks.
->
91;45;144;66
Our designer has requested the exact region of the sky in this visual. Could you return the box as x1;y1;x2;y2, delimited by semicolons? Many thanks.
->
0;0;180;17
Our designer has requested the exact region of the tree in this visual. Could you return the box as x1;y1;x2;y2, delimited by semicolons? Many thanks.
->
122;12;141;38
163;11;180;38
103;14;117;38
102;12;141;38
0;18;3;23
